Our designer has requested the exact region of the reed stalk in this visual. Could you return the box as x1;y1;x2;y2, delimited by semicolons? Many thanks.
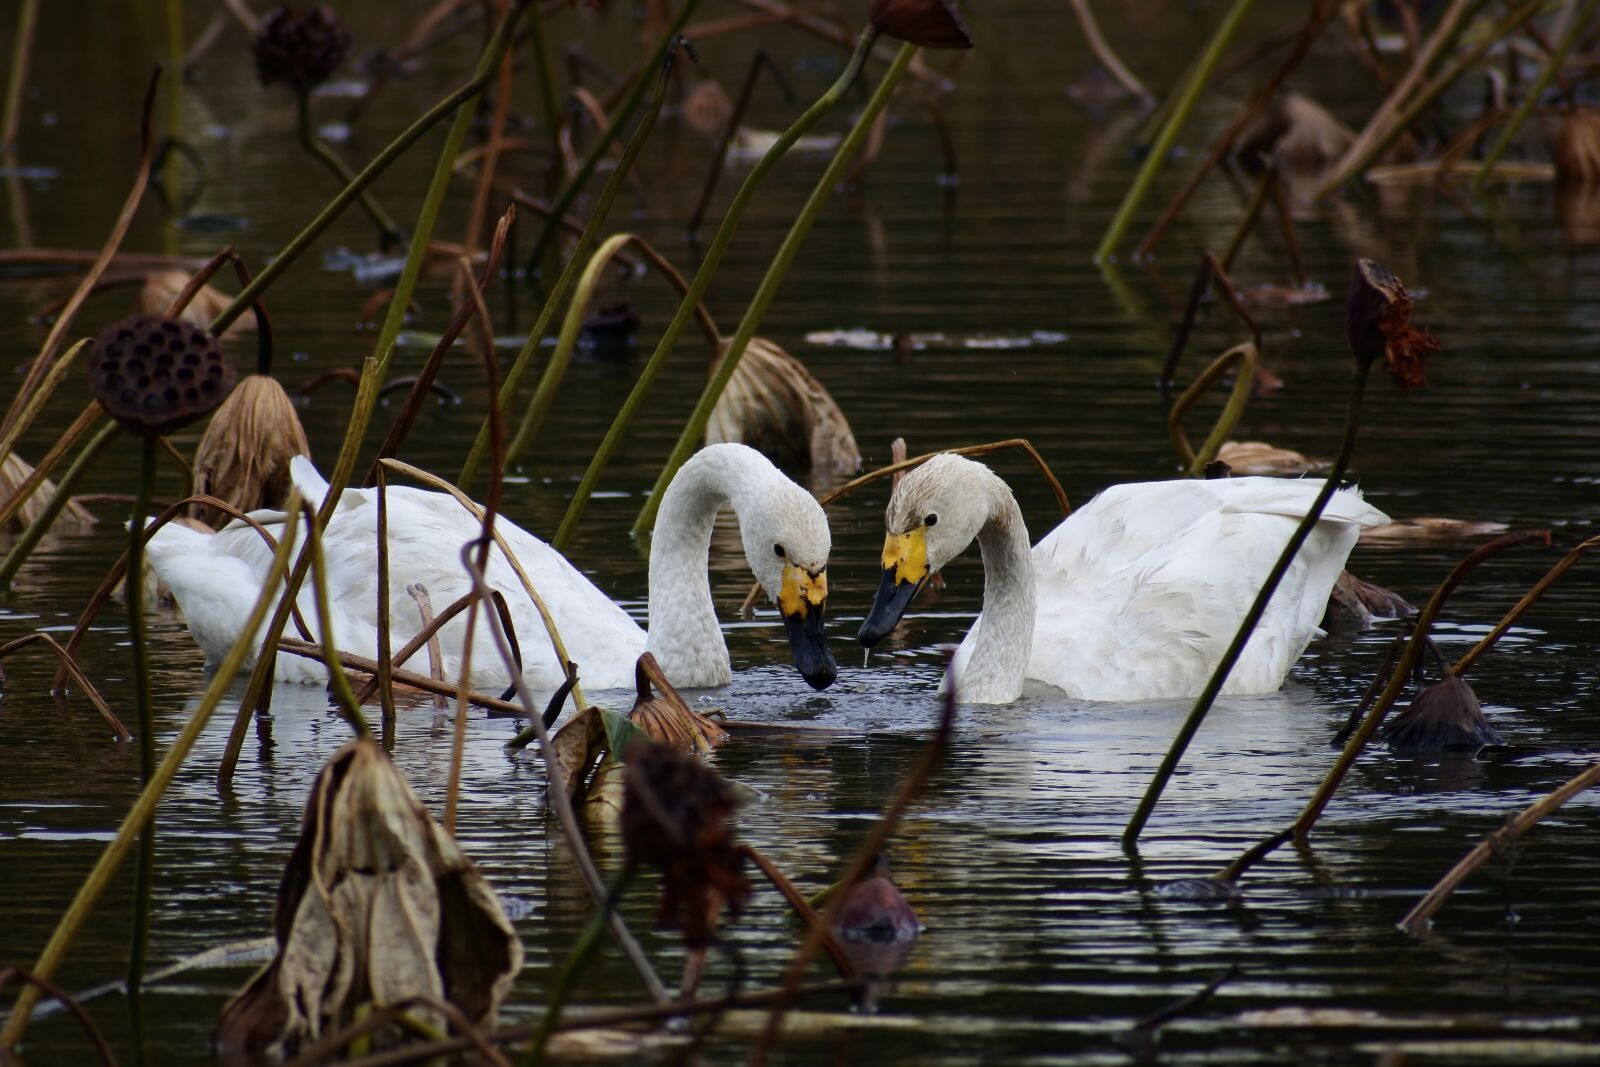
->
0;507;302;1050
1313;0;1543;199
302;502;371;739
1475;0;1600;189
0;420;120;587
1122;363;1370;848
1093;0;1255;262
520;0;701;274
208;0;529;335
0;339;88;475
559;25;880;528
0;0;38;149
124;439;158;1001
1452;534;1600;676
632;39;914;537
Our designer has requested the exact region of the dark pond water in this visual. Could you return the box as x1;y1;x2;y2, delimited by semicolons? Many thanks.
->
4;1;1600;1063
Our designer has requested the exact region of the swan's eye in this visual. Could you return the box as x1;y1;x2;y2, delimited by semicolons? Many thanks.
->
774;543;786;558
925;513;939;528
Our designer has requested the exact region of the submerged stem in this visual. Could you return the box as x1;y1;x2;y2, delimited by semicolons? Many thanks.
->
1123;365;1370;848
125;438;157;1001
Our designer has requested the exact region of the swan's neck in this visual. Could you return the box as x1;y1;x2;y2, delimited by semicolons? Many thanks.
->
644;450;765;687
961;488;1035;704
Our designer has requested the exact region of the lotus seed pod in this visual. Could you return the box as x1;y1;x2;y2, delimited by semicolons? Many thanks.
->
252;5;353;93
88;314;237;438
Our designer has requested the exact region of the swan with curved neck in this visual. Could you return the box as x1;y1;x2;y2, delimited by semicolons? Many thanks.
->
858;454;1388;704
146;443;836;693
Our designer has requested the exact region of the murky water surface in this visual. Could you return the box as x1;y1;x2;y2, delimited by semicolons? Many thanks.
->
3;2;1600;1063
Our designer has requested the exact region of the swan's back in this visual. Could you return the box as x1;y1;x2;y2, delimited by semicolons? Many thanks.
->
1021;477;1388;700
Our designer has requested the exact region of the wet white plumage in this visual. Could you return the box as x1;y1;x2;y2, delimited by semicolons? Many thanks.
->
144;445;830;693
892;456;1390;704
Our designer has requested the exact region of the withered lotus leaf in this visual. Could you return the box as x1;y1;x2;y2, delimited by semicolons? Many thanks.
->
217;740;522;1058
1344;259;1438;390
1382;671;1505;751
191;375;311;528
708;337;862;475
869;0;974;49
622;740;750;948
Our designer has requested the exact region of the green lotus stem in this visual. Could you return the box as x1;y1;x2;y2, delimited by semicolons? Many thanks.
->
304;502;371;739
0;419;119;587
208;0;529;335
125;437;157;1000
631;39;911;538
521;0;702;275
1;0;38;149
473;25;880;499
0;337;87;474
296;90;403;249
1123;363;1370;848
1475;0;1600;190
1168;342;1257;477
1094;0;1255;262
0;507;302;1050
466;48;679;485
1314;0;1542;200
524;868;633;1067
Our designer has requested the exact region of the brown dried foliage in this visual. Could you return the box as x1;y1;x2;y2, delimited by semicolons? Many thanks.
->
869;0;974;49
1345;259;1437;389
252;4;352;92
1555;107;1600;185
217;740;522;1059
1382;670;1504;750
622;740;750;948
708;337;861;474
190;375;310;527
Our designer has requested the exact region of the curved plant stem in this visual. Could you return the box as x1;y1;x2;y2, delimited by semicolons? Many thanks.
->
631;37;907;538
1452;534;1600;677
0;338;88;475
208;0;529;335
0;403;102;531
520;0;702;274
0;420;120;587
1397;758;1600;934
455;547;667;1004
1;0;38;149
125;438;158;1001
1093;0;1255;262
1475;0;1600;190
1168;342;1257;476
296;91;403;249
0;507;302;1050
459;43;682;489
486;50;680;477
1289;529;1552;843
523;869;633;1066
560;25;880;529
1122;365;1369;848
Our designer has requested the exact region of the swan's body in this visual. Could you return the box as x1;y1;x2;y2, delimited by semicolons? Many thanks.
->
859;455;1390;704
146;444;835;693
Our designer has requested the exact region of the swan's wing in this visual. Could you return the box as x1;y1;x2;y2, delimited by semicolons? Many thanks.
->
1025;478;1387;699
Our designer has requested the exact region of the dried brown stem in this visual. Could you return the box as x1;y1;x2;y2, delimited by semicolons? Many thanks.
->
1066;0;1153;105
406;584;451;710
1452;534;1600;678
749;657;958;1065
1397;759;1600;934
0;633;130;741
741;845;858;981
281;992;511;1067
0;965;118;1067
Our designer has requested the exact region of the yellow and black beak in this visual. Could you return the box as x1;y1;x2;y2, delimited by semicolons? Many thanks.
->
858;528;929;648
778;563;836;690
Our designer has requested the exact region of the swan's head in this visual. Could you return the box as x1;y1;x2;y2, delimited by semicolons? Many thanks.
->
741;476;837;691
859;453;993;647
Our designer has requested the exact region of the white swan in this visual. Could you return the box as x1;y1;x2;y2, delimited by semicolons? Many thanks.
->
146;443;836;693
857;454;1389;704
